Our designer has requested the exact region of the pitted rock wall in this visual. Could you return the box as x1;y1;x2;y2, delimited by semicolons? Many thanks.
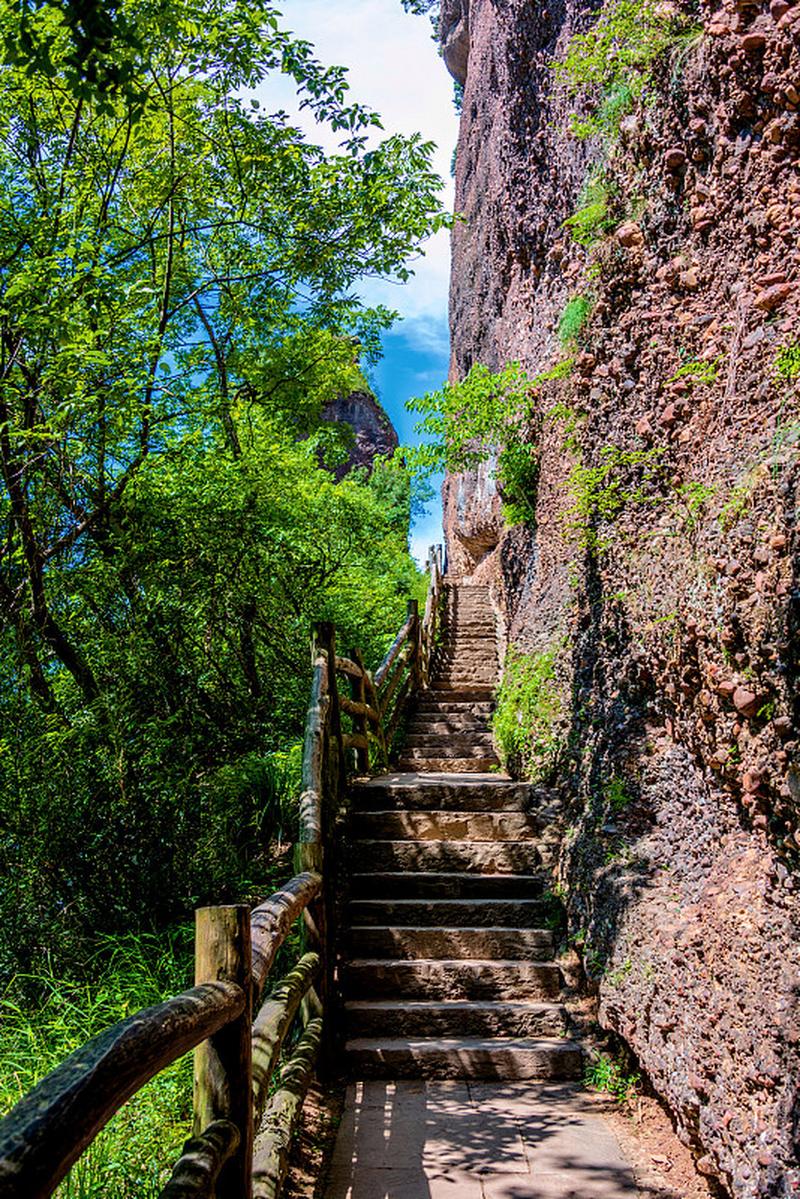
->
441;0;800;1193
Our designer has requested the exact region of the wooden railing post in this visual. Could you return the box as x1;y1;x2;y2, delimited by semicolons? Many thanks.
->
194;905;253;1199
407;599;421;692
348;646;370;774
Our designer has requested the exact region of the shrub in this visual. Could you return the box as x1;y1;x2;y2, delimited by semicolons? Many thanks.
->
558;295;593;346
406;362;540;525
493;647;562;781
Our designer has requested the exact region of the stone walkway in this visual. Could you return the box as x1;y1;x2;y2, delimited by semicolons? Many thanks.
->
325;1080;640;1199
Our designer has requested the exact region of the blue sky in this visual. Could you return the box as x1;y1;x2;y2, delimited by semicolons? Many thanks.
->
256;0;459;562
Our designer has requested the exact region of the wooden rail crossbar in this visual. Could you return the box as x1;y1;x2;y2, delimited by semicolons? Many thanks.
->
0;545;446;1199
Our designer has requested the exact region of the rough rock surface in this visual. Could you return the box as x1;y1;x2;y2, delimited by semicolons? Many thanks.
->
321;389;398;480
441;0;800;1194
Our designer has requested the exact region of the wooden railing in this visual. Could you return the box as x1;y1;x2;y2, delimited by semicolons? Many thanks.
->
0;546;446;1199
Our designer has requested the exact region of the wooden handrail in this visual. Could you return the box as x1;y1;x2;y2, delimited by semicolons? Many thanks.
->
251;873;322;1000
0;983;244;1199
0;547;446;1199
374;609;415;689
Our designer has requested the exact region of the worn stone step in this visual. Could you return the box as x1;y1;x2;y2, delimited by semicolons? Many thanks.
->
350;778;535;811
344;1037;582;1080
414;703;494;718
353;840;538;874
396;757;499;774
403;734;496;750
348;897;552;927
402;744;498;760
347;926;554;960
344;999;567;1039
406;719;491;735
350;811;541;841
343;958;562;1001
423;687;495;700
349;871;549;898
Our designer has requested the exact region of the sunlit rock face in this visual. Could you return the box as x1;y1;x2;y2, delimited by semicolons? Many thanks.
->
443;0;800;1194
321;390;398;481
440;0;470;85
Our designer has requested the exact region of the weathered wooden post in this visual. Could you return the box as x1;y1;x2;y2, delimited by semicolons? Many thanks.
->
194;905;253;1199
408;599;421;693
348;646;370;774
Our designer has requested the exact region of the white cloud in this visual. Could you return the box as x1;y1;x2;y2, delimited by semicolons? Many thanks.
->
257;1;458;327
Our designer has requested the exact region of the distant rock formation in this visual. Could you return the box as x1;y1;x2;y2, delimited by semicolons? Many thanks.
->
321;390;398;482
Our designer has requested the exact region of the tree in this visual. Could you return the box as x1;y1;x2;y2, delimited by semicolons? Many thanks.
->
0;0;446;974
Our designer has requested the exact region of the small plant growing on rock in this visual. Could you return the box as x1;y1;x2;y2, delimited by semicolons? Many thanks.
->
666;356;722;387
585;1052;642;1104
565;445;665;550
550;0;703;141
774;340;800;383
604;776;632;812
563;171;617;246
493;646;563;781
558;295;593;346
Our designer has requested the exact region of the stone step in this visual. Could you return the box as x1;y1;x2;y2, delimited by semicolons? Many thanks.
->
347;926;554;960
406;719;491;735
350;779;535;811
349;871;549;899
344;1000;567;1039
401;744;498;760
423;687;495;700
352;840;539;874
343;958;562;1001
414;702;494;716
403;734;496;750
348;896;552;927
426;684;496;696
350;811;541;841
396;757;499;774
344;1037;582;1080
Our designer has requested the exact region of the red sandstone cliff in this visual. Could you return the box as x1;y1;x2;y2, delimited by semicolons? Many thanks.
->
321;389;398;481
441;0;800;1193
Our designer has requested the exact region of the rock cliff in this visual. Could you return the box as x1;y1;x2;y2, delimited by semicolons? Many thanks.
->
321;389;398;480
441;0;800;1194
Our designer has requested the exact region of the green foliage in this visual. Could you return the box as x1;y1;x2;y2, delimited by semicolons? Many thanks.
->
558;296;593;346
604;776;632;813
667;357;722;386
566;446;664;550
774;341;800;383
564;172;616;247
718;478;756;531
671;480;717;531
0;931;194;1196
406;363;539;524
0;1;444;980
550;0;702;140
492;647;562;781
585;1052;641;1104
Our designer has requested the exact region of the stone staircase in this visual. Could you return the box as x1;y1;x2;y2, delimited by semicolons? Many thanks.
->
399;583;500;773
340;581;581;1080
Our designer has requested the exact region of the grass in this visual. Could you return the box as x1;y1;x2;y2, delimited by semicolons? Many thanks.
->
585;1051;641;1104
492;646;563;781
558;295;593;346
0;930;195;1198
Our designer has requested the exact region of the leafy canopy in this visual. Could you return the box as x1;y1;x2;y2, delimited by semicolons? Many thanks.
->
0;0;446;979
